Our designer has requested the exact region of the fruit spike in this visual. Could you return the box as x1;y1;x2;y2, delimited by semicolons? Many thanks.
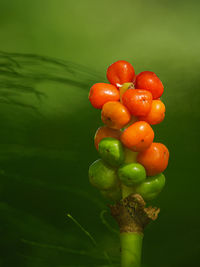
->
89;60;169;200
88;60;169;267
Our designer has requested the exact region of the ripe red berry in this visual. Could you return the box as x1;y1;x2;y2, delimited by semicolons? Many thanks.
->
120;121;154;152
107;60;135;87
139;99;165;125
135;71;164;99
89;83;120;109
137;142;169;176
101;101;131;130
122;89;152;116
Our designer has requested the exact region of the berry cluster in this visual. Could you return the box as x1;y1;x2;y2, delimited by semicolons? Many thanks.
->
89;60;169;202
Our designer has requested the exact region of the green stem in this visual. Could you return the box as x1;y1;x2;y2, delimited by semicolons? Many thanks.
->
120;232;143;267
110;193;159;267
120;186;143;267
121;184;136;199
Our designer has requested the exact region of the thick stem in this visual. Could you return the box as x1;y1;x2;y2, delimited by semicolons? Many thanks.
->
120;232;143;267
120;188;143;267
110;194;160;267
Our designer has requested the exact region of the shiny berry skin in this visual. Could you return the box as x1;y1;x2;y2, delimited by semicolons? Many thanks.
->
122;89;153;116
135;71;164;99
137;142;169;176
139;99;165;125
94;126;121;150
89;83;120;109
101;101;131;130
120;121;154;152
107;60;135;87
134;173;165;201
89;159;118;190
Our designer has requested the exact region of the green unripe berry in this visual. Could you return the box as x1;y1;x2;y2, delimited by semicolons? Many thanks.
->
134;173;165;201
118;163;146;186
98;137;124;167
89;159;118;190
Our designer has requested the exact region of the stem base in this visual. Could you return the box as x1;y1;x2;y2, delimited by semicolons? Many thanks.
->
120;232;143;267
110;193;160;234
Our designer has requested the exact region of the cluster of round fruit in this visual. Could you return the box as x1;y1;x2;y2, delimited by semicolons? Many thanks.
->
88;60;169;202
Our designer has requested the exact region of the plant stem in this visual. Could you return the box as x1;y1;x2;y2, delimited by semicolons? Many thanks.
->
120;187;143;267
120;232;143;267
121;184;136;199
110;194;160;267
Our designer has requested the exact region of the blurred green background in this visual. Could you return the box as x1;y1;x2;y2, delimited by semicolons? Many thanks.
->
0;0;200;266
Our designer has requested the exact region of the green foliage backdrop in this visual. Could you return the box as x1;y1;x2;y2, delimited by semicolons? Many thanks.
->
0;1;200;266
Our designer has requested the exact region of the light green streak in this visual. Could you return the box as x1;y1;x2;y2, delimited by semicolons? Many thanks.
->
67;213;97;246
100;210;118;235
67;214;113;265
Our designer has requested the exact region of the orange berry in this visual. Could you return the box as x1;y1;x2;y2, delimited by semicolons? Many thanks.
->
139;100;165;125
137;142;169;176
120;121;154;152
94;126;121;150
122;89;153;116
89;83;120;109
101;101;131;130
107;60;135;87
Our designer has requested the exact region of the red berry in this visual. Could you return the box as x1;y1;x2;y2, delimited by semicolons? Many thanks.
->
101;101;131;130
139;99;165;125
135;71;164;99
89;83;120;109
107;60;135;87
137;142;169;176
122;89;152;116
120;121;154;152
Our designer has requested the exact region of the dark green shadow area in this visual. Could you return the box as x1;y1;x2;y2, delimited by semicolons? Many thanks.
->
0;52;119;267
